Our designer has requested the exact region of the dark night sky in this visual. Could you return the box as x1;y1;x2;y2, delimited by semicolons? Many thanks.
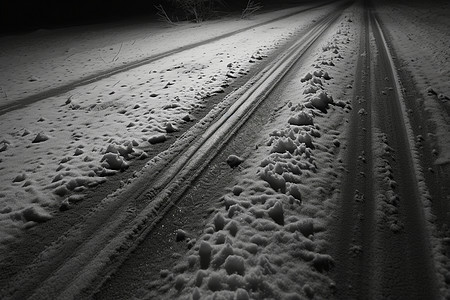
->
0;0;441;34
1;1;161;31
0;0;307;34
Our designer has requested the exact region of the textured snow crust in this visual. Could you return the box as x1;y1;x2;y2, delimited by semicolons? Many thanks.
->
138;12;360;299
0;2;335;251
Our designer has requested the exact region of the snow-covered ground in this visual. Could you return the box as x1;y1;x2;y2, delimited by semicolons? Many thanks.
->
0;0;449;298
0;3;336;250
376;0;450;167
0;5;316;105
138;7;360;300
375;2;450;297
132;1;450;298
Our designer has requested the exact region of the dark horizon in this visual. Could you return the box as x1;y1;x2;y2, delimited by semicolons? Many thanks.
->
0;0;308;34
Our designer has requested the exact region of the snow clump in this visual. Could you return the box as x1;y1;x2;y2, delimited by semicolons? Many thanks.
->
226;155;245;168
21;205;52;223
148;134;167;144
101;153;129;171
32;132;50;143
288;111;314;126
141;60;350;299
308;91;334;113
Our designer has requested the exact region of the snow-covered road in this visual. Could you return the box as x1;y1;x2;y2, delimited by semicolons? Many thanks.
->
0;0;449;299
330;5;442;299
0;1;336;248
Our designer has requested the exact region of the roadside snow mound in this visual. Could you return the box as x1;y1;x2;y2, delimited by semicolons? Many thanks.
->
288;111;314;126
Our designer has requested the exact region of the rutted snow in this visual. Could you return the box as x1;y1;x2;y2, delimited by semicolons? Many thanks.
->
373;130;404;233
0;5;319;105
376;2;450;296
137;12;359;299
1;0;447;297
0;3;336;249
377;0;450;166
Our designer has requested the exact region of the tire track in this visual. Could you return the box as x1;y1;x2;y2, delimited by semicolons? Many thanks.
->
369;14;440;300
0;7;349;300
0;0;336;116
330;2;441;299
330;7;377;298
375;15;450;291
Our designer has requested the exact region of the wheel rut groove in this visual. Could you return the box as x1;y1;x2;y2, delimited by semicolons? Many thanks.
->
0;5;350;299
330;7;376;298
376;12;450;267
330;2;441;299
0;0;336;116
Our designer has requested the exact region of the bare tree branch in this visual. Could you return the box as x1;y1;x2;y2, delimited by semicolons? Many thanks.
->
241;0;262;19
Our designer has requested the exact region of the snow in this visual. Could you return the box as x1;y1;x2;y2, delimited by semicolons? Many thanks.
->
0;6;317;106
138;8;360;299
376;3;450;296
148;134;167;145
21;205;53;223
267;201;285;225
101;153;130;171
226;155;245;168
0;0;448;298
288;111;314;126
376;0;450;166
0;4;336;248
176;229;188;242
